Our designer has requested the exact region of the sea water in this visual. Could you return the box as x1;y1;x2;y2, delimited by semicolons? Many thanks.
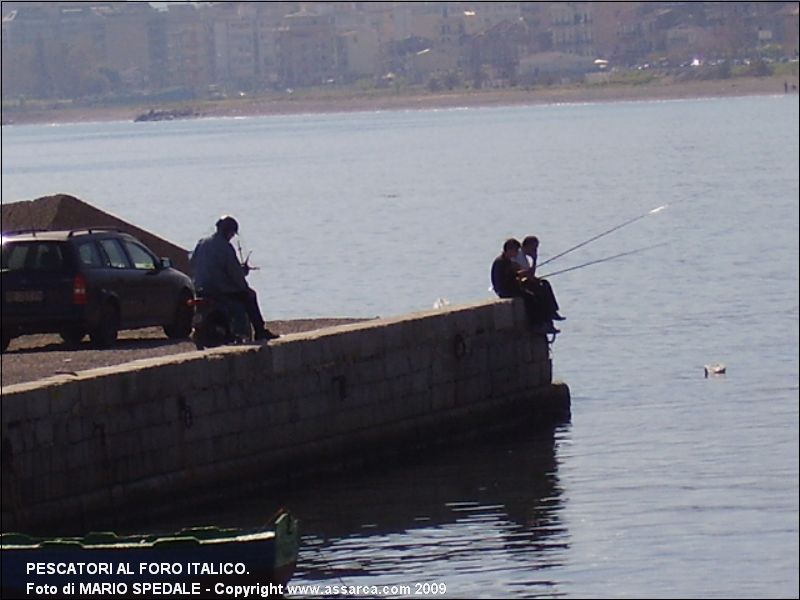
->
2;94;798;598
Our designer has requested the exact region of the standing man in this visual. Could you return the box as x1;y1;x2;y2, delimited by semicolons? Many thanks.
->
190;215;278;341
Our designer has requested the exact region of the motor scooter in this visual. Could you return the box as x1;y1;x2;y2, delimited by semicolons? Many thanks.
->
188;292;252;350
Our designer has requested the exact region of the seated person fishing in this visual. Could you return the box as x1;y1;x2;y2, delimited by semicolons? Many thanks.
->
491;238;563;334
514;235;565;322
190;215;278;341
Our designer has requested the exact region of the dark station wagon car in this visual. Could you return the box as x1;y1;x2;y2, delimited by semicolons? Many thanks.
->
1;228;194;352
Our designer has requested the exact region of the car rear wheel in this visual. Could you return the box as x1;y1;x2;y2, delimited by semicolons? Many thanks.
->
164;291;193;339
90;302;119;348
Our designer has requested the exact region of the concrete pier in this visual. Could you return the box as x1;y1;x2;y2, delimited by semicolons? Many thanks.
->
1;298;570;532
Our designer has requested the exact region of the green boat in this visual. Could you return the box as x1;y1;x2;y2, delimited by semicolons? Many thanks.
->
0;510;299;598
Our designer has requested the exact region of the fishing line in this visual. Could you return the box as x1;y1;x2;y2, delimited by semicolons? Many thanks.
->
539;242;668;278
538;204;668;269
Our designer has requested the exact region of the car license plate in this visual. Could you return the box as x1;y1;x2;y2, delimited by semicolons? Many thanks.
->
5;290;44;303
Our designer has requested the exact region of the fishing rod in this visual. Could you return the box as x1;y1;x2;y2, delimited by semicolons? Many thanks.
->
236;238;259;272
537;204;668;269
539;242;668;278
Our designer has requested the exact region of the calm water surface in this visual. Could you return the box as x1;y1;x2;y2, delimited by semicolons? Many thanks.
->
2;95;798;598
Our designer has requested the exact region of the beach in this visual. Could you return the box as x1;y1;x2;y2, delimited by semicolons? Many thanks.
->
2;73;797;126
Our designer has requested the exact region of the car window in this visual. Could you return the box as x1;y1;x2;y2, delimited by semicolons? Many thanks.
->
123;240;157;270
0;243;25;271
77;241;106;269
1;242;65;272
98;239;131;269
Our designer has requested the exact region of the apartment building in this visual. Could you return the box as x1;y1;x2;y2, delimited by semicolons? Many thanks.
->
549;2;594;56
276;10;336;87
337;27;382;81
462;2;522;36
103;4;153;88
164;4;212;91
209;3;258;89
2;3;108;97
591;2;650;63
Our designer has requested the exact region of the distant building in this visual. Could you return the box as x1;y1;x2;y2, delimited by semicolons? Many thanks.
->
337;27;382;82
462;2;522;37
466;18;531;86
767;3;800;56
518;51;597;85
591;2;653;64
2;4;52;49
165;4;212;92
549;2;594;57
209;3;258;91
103;3;154;90
2;5;53;97
276;10;336;86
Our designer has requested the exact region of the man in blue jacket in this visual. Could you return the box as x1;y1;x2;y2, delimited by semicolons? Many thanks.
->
191;215;278;341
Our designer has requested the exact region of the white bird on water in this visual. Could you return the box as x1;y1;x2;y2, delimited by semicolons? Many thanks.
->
704;363;727;378
433;298;450;309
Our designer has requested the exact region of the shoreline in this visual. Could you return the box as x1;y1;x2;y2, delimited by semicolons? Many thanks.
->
3;74;797;126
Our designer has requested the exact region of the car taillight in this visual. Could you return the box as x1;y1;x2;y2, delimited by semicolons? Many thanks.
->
73;274;87;305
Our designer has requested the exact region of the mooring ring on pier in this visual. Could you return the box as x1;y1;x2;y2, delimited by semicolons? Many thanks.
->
332;375;347;401
453;333;467;359
178;396;194;428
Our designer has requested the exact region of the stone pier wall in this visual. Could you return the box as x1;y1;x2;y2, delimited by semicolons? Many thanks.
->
0;299;570;532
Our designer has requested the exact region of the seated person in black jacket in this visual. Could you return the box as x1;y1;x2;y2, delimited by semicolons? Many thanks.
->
491;238;525;299
491;238;561;334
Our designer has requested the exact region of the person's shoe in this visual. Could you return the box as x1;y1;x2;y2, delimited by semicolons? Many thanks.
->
552;312;566;321
530;322;560;335
254;328;280;341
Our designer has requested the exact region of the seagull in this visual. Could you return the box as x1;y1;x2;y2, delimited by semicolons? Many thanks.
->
433;298;450;309
704;363;727;378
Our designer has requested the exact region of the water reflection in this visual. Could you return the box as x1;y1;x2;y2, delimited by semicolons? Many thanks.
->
135;425;569;598
282;427;570;598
